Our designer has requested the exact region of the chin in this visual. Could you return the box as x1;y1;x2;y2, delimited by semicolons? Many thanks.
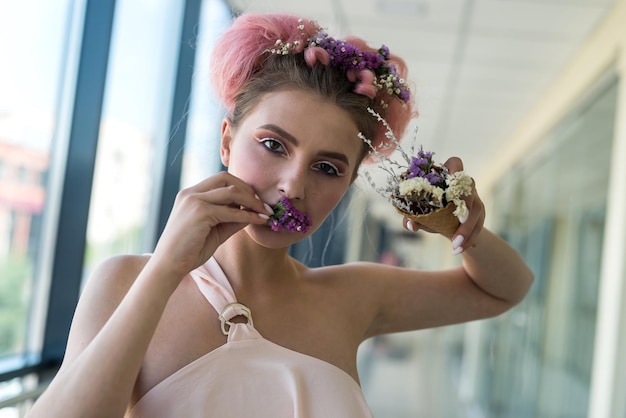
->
244;223;316;249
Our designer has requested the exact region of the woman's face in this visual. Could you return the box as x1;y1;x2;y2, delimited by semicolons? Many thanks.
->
221;89;363;247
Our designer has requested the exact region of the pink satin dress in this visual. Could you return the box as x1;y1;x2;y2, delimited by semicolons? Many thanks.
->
126;257;373;417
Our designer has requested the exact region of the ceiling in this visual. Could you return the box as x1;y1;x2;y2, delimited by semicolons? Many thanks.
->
227;0;616;178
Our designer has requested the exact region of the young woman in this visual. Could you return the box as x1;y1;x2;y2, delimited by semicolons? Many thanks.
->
28;13;533;417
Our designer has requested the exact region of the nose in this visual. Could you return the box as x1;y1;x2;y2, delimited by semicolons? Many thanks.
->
278;164;306;200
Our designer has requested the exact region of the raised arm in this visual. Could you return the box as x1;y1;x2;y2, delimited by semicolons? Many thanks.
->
361;157;533;338
28;172;272;418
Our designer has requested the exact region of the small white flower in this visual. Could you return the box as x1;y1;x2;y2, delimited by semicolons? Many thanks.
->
445;171;472;201
399;177;430;196
452;200;468;219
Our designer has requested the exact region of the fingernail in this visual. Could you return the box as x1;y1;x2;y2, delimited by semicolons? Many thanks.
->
452;235;464;249
258;213;270;220
406;219;415;231
264;203;274;215
458;213;468;224
255;194;261;200
452;246;463;256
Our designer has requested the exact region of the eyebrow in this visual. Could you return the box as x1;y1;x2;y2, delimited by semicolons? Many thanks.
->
258;124;351;166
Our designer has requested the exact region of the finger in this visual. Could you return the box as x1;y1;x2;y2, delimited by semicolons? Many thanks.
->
207;204;272;226
444;156;464;174
452;201;485;254
185;171;258;199
456;177;477;224
177;172;273;217
404;217;418;232
403;217;438;234
198;186;273;216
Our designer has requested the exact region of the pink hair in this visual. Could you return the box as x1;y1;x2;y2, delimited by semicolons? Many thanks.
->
210;13;418;162
210;14;320;112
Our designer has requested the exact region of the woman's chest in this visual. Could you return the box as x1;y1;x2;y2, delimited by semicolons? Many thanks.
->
132;276;364;403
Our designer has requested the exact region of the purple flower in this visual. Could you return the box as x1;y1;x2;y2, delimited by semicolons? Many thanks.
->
405;148;446;187
308;32;410;104
268;197;312;234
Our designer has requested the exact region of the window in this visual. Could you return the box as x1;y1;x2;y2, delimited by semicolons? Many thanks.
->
482;77;617;418
0;0;209;414
83;0;187;277
0;0;79;363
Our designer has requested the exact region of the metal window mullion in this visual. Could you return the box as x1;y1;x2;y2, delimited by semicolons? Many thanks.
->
153;0;203;243
42;0;117;364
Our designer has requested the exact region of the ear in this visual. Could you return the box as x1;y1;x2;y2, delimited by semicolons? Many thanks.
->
220;118;233;167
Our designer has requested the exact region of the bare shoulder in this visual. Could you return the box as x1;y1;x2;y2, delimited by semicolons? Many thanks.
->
61;254;151;366
307;260;417;286
309;261;511;337
85;254;152;293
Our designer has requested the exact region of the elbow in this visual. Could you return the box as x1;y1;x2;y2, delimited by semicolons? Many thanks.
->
504;266;535;308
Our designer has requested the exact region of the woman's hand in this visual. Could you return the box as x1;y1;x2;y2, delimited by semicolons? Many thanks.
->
403;156;485;254
152;172;273;278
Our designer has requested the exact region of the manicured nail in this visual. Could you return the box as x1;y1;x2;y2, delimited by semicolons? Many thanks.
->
452;235;464;249
406;219;415;231
264;203;274;215
458;213;468;224
258;213;270;220
452;246;463;256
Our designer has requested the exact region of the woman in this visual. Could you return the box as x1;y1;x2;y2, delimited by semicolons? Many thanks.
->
28;13;533;417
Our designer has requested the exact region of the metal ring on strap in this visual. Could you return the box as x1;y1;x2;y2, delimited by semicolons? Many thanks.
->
218;302;254;336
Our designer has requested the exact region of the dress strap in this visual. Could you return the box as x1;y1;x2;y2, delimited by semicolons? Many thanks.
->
189;258;257;339
189;257;237;317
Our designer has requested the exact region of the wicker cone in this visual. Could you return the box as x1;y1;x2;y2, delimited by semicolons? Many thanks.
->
394;202;459;239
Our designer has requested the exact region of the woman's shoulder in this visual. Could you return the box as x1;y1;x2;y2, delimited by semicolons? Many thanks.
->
307;260;394;279
302;260;398;292
86;254;152;293
75;254;154;322
60;254;152;368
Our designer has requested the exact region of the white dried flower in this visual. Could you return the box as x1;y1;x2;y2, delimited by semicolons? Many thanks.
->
445;171;473;201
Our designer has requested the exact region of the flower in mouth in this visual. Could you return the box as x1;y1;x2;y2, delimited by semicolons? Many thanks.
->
268;197;312;234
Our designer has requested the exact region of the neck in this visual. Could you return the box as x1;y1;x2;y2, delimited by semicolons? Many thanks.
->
212;229;301;290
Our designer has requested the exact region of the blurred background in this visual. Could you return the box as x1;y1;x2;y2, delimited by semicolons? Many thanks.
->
0;0;625;417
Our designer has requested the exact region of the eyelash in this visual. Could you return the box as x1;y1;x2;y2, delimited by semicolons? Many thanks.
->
260;137;286;154
258;137;344;177
313;161;342;177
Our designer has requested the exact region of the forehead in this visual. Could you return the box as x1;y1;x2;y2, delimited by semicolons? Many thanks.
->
240;90;363;156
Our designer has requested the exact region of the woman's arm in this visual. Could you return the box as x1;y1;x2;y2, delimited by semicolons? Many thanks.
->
361;156;533;338
359;227;533;338
28;256;183;418
27;172;272;418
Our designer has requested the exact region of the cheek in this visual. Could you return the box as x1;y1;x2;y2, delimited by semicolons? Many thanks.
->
310;186;347;218
228;144;272;184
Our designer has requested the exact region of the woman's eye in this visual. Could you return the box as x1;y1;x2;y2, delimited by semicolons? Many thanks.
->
260;138;286;154
314;161;341;176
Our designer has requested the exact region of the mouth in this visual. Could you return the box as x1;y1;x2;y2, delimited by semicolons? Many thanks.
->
267;197;312;234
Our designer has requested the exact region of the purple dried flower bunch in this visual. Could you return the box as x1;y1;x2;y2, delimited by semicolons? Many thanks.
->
268;197;312;233
406;148;446;187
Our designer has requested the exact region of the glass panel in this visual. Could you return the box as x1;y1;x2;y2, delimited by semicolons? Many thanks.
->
181;0;233;188
483;79;617;418
83;0;185;279
0;0;76;360
0;0;81;414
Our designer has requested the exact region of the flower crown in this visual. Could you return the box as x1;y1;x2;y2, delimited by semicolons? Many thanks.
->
266;21;411;107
